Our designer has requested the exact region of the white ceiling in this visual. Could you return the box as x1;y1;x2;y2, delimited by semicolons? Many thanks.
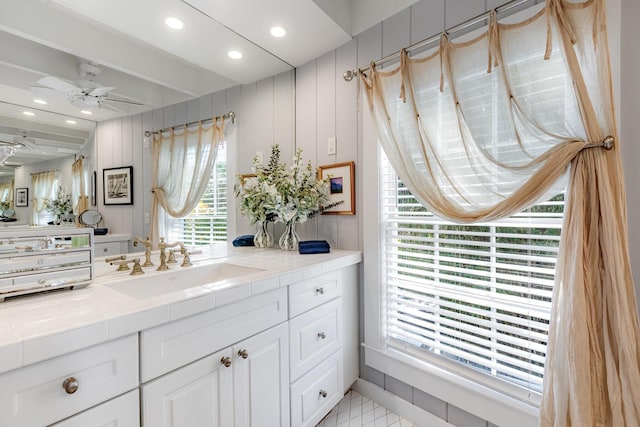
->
0;0;417;175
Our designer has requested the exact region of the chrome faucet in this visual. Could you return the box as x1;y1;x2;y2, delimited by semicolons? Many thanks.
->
157;237;185;271
133;236;154;267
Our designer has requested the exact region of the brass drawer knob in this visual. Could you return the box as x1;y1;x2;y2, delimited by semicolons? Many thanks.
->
317;332;326;339
221;356;232;367
63;377;79;394
237;349;249;359
319;389;328;398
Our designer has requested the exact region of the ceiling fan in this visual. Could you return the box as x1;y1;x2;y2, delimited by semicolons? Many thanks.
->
30;63;143;113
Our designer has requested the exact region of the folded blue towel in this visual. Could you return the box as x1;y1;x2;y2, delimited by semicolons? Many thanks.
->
233;235;255;247
298;240;330;254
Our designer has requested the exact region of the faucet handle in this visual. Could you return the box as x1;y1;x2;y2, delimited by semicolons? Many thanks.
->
167;249;178;264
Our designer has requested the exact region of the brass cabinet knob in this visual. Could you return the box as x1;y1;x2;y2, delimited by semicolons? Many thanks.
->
317;332;326;339
63;377;79;394
319;389;328;398
221;356;232;367
315;287;324;295
237;349;249;359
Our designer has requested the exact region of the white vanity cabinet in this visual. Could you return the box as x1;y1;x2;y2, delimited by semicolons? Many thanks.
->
142;347;234;426
94;234;131;256
51;390;140;427
288;264;359;427
0;334;138;427
140;287;290;426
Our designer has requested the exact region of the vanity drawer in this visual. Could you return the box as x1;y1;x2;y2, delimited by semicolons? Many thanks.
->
51;389;140;427
94;241;123;256
289;299;342;381
141;287;287;382
0;334;138;427
290;350;343;427
288;271;340;318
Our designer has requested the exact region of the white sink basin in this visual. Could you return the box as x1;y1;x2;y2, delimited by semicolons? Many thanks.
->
104;262;265;299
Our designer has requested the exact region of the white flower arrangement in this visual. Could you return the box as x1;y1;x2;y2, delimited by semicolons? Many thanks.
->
44;186;72;217
235;145;338;225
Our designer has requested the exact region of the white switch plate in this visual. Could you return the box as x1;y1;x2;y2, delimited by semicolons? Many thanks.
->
144;212;150;224
327;137;337;155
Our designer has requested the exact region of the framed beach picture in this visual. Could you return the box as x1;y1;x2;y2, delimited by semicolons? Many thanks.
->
318;161;355;215
103;166;133;205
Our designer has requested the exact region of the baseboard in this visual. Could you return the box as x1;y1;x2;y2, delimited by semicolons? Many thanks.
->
351;378;454;427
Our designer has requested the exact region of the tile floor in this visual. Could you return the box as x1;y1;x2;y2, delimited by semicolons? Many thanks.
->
315;390;418;427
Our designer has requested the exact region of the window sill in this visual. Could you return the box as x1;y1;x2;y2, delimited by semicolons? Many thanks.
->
363;345;540;427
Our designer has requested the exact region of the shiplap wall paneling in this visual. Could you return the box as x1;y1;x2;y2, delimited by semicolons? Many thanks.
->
334;40;359;251
293;61;319;242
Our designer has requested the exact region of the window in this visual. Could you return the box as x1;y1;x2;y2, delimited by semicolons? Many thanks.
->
380;151;563;398
165;142;227;245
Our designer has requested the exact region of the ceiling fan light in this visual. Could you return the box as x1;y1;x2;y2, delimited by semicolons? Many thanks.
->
165;16;184;30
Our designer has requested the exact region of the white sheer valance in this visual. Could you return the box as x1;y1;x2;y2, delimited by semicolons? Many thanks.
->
31;170;57;224
361;0;640;425
150;117;228;246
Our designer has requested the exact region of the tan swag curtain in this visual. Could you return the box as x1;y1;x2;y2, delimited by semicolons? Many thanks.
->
31;170;57;225
72;156;89;217
361;0;640;425
150;117;226;246
0;179;14;208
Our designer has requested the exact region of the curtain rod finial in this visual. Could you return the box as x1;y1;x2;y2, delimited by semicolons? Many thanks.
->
343;69;358;81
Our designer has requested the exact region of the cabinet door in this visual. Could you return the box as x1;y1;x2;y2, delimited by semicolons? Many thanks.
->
142;348;234;427
51;390;139;427
233;323;290;427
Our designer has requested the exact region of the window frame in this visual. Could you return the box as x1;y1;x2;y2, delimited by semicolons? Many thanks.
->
361;110;541;426
164;141;228;245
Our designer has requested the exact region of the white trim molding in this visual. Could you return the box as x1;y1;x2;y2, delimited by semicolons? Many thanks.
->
363;345;540;427
352;378;454;427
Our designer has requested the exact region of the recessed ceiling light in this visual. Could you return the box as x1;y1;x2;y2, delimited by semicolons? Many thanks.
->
81;110;92;115
66;120;77;125
165;16;184;30
33;99;47;105
270;26;286;38
22;111;35;116
228;50;242;59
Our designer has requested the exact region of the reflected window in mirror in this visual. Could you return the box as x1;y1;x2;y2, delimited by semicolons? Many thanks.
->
165;142;227;245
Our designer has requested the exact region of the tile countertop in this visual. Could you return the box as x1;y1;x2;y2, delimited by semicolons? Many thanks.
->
0;243;362;374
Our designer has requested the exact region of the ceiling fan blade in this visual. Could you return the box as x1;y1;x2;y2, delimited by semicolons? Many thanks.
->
99;102;126;114
104;98;145;106
38;76;81;93
30;86;69;99
88;86;114;97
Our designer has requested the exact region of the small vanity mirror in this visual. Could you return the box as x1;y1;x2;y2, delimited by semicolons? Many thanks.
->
78;209;108;235
0;208;16;222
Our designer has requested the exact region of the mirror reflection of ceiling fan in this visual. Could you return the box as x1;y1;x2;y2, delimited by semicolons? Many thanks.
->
30;63;144;114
